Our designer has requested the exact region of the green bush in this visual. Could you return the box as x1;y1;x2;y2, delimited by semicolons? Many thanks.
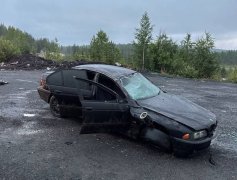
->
180;65;199;78
228;68;237;83
0;38;20;62
220;67;227;78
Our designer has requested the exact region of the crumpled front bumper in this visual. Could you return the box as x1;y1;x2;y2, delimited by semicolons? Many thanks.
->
171;132;217;153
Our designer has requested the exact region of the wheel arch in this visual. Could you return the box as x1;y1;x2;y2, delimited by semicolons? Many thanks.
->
140;122;172;151
47;93;53;103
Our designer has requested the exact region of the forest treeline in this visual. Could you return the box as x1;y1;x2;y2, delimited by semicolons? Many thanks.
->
0;12;237;82
216;50;237;65
0;24;61;62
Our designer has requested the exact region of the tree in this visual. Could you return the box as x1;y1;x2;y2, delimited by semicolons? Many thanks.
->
193;33;219;78
0;38;20;62
177;34;198;77
104;41;122;64
90;30;109;61
150;33;178;73
71;45;90;60
180;34;195;63
0;24;7;36
4;26;36;54
36;38;50;53
228;68;237;83
90;30;121;63
216;50;237;65
134;12;153;70
45;39;63;61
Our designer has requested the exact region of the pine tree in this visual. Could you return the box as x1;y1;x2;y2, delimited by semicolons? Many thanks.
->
90;30;121;63
134;12;153;70
193;33;219;78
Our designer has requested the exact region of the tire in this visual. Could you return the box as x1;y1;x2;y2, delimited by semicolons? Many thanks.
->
141;127;172;152
49;96;65;118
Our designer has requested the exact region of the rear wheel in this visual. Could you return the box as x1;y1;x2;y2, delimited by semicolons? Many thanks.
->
49;96;65;118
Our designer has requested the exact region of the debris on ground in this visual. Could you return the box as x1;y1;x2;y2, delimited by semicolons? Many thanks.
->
2;54;106;71
65;141;73;145
0;80;8;85
23;113;36;117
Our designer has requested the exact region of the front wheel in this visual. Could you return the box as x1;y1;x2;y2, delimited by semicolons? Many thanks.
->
140;127;172;152
49;96;65;118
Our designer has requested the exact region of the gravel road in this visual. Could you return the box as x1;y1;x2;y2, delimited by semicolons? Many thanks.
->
0;70;237;180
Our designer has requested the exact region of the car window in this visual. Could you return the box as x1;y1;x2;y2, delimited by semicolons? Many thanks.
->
98;74;125;98
47;71;63;86
63;70;96;89
75;78;116;102
86;70;96;81
94;85;116;101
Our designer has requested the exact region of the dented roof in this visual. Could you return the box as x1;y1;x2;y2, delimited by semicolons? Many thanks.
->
73;64;136;79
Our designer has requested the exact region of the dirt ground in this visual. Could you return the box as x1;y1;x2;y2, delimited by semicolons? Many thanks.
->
0;70;237;180
0;54;105;71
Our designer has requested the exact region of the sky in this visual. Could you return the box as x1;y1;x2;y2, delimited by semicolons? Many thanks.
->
1;0;237;50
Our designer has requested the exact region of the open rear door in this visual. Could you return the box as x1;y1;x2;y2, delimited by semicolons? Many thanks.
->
74;77;130;134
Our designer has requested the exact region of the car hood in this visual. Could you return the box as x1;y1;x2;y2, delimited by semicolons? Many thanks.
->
136;92;216;130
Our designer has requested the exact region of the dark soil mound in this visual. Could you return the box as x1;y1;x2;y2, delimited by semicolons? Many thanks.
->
2;54;57;70
0;54;103;70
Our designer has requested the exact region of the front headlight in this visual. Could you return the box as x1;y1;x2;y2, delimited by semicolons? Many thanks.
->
193;130;207;139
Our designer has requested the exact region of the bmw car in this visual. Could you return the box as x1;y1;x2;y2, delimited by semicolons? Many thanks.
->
37;64;217;157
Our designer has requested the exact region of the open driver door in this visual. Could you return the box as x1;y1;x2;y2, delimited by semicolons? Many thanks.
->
74;77;130;134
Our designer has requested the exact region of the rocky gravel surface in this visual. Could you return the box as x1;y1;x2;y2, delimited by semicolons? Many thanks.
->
0;70;237;180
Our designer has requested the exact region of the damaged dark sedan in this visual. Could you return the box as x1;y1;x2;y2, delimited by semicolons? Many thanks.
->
37;64;217;157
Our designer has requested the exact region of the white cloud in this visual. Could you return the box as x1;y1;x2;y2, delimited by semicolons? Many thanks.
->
0;0;237;49
215;38;237;50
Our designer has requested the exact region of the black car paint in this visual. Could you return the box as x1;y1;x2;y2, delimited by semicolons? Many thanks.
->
137;91;216;131
38;64;217;156
74;76;131;134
